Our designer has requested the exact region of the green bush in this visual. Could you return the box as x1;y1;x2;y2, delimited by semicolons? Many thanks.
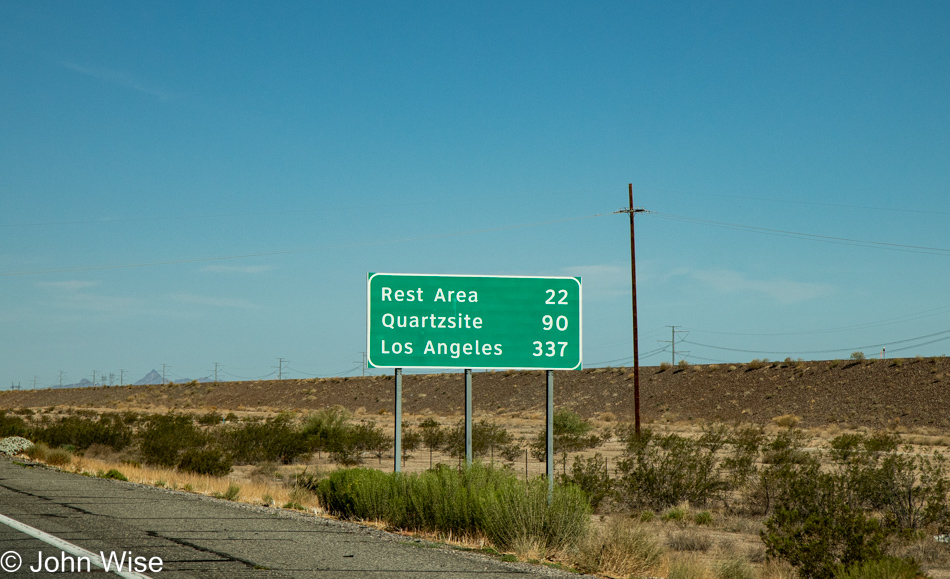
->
221;414;309;464
444;420;520;462
177;447;233;476
557;453;613;512
197;411;223;426
102;469;128;481
616;430;728;510
302;406;352;454
30;413;133;451
721;425;763;488
761;462;887;579
529;409;602;461
834;556;923;579
138;414;207;467
0;411;28;437
214;483;241;501
315;463;589;552
418;418;446;467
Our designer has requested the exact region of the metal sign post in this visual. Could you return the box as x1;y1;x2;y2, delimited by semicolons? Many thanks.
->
394;368;402;472
464;369;473;466
546;370;554;503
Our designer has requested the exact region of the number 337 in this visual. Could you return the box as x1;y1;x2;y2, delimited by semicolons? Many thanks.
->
533;341;568;357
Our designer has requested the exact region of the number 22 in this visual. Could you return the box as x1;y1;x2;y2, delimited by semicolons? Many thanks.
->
544;289;568;305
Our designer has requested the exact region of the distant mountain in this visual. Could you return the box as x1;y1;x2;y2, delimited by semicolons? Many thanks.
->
39;371;213;390
134;370;163;386
50;378;93;389
133;370;212;385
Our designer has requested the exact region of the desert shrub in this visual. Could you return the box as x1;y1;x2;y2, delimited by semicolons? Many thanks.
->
721;425;763;489
616;431;727;510
0;411;28;437
45;447;72;467
26;442;49;461
316;463;589;552
829;433;866;464
694;510;713;525
400;422;421;461
197;411;223;425
418;418;446;467
761;462;887;579
301;406;352;454
762;429;812;465
834;556;922;579
663;506;688;522
530;409;602;462
864;431;901;453
214;483;241;501
444;420;519;462
478;469;589;553
659;361;672;371
572;519;663;577
138;414;207;467
850;351;866;361
177;447;233;476
221;413;309;464
30;413;133;451
304;409;390;465
101;469;128;481
557;453;613;512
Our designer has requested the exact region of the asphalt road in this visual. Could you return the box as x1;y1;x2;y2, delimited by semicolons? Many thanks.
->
0;457;577;578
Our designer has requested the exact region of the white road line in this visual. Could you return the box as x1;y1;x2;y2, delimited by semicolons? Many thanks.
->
0;512;151;578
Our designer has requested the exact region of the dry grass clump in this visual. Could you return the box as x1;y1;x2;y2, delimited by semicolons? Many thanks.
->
771;414;801;429
70;456;321;512
668;528;713;552
666;553;713;579
45;447;72;467
511;536;547;562
571;518;663;578
25;442;50;461
714;555;754;579
758;558;797;579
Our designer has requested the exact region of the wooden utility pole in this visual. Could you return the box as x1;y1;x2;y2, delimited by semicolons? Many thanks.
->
627;184;645;436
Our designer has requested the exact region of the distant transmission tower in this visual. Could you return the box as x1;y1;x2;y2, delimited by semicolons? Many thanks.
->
658;326;690;365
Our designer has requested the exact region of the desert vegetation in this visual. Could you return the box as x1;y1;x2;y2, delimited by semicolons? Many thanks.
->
4;396;950;578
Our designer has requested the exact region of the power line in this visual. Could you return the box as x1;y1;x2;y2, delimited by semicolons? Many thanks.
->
690;303;950;337
636;187;950;217
684;328;950;356
648;211;950;256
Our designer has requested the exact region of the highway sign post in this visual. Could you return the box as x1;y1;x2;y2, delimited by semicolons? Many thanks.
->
367;273;582;497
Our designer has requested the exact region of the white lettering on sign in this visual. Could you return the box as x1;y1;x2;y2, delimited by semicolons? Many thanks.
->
433;288;478;302
423;340;502;358
381;313;482;329
381;287;424;302
381;340;413;354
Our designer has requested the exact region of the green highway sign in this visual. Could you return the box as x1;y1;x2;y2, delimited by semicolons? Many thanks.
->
367;273;582;370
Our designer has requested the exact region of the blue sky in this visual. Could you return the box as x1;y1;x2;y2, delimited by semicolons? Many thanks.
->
2;1;949;387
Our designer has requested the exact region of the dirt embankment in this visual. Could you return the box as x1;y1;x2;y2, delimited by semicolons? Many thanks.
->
2;357;948;429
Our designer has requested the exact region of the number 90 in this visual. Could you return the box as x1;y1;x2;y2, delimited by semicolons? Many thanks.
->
542;315;569;331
